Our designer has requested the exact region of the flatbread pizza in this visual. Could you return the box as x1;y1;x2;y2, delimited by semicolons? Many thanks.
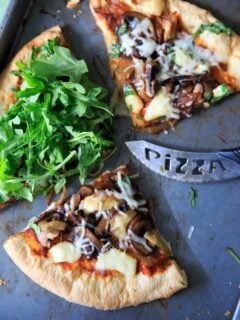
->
4;166;187;309
90;0;240;133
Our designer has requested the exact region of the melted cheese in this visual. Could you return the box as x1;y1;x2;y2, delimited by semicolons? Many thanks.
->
120;33;136;56
120;17;157;59
144;88;180;121
155;36;219;81
79;192;118;214
96;248;137;276
111;210;136;240
136;38;157;58
124;89;144;113
49;241;81;263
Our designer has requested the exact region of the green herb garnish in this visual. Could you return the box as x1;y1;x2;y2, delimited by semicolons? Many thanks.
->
123;84;134;97
117;23;128;36
28;221;41;235
167;47;175;55
205;92;213;103
206;84;231;104
190;187;198;208
109;43;123;59
227;247;240;265
0;38;114;203
193;22;232;39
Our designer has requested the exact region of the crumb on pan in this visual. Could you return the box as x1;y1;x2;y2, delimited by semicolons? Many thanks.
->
225;310;231;317
0;278;6;286
67;0;80;9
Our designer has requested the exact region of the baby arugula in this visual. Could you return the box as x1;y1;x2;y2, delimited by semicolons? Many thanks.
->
0;38;115;204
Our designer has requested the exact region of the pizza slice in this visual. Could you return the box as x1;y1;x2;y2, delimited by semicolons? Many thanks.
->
90;0;240;133
4;166;187;309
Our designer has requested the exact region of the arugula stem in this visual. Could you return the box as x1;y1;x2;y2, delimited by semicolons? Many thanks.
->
52;150;77;171
227;247;240;265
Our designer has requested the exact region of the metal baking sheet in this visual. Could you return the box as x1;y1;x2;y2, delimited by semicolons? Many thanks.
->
1;0;240;319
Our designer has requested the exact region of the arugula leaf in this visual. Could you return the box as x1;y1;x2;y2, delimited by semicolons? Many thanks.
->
117;23;128;36
205;85;231;104
28;221;41;235
109;44;123;59
0;39;115;202
227;247;240;265
190;187;198;209
30;46;88;82
193;22;232;39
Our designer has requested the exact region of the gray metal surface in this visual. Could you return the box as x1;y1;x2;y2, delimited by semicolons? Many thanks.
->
0;0;240;319
126;140;240;182
0;0;32;69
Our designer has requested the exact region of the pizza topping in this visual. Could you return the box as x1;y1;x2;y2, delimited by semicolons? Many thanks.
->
119;16;157;59
38;220;67;240
192;21;232;39
123;84;144;113
128;230;153;255
25;167;171;276
111;210;136;240
210;84;231;103
28;219;41;236
96;248;137;276
49;241;82;263
106;9;234;128
143;87;179;121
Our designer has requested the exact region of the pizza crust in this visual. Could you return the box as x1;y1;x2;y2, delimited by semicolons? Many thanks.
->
4;232;187;310
0;25;65;115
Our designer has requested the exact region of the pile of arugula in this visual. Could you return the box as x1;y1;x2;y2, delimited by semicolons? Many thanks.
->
0;38;114;203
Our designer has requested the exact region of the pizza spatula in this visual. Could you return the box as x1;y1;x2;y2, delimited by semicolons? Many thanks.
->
126;140;240;183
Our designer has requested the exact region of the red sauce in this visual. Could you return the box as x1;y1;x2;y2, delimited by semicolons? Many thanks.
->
137;251;171;276
24;228;47;256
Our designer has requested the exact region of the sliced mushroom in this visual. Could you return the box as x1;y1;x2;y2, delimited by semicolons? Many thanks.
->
93;172;120;191
37;210;63;224
69;194;81;210
152;16;163;43
95;217;110;237
133;60;159;101
128;214;153;235
145;62;159;98
127;248;159;267
162;12;179;42
38;220;67;240
127;215;155;256
84;228;103;251
67;210;82;225
78;185;93;198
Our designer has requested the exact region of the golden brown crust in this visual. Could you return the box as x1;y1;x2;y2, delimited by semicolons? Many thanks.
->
90;0;166;16
4;232;187;309
0;25;65;115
